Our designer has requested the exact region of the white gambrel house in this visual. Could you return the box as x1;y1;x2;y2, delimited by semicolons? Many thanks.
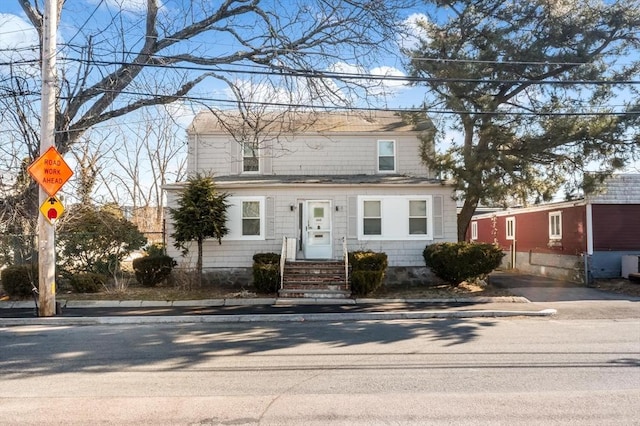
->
164;110;457;289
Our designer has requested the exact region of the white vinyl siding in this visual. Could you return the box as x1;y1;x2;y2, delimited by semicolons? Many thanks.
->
358;195;433;240
226;196;265;240
377;140;396;173
549;211;562;239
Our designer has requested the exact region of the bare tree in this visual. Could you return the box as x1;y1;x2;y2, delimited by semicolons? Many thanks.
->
1;0;412;239
97;106;188;236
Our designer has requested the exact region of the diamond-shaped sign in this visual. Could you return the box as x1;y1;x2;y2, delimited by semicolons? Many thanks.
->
28;146;73;196
40;196;65;225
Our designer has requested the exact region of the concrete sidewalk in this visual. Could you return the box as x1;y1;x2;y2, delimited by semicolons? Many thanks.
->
0;295;557;326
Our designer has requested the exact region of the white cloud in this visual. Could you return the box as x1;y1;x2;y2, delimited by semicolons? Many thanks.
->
0;14;39;78
398;13;431;52
86;0;158;13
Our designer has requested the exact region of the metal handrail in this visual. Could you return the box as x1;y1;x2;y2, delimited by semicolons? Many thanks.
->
280;236;287;290
342;236;349;290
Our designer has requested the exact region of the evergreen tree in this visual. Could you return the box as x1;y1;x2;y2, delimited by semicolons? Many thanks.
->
170;174;229;284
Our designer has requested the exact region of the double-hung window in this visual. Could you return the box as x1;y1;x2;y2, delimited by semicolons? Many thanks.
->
549;211;562;240
242;201;261;236
226;197;264;240
363;200;382;235
506;217;515;240
377;140;395;172
409;200;428;235
242;142;259;173
471;221;478;240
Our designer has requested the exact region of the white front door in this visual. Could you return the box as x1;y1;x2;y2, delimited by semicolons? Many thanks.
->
303;200;332;259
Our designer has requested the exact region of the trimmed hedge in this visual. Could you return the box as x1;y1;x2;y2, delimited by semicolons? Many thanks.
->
1;264;38;298
252;253;281;294
70;272;106;293
349;251;388;296
133;255;176;287
423;242;504;284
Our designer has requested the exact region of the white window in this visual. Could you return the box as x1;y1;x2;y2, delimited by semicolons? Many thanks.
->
358;196;432;240
226;197;264;240
363;200;382;235
549;211;562;239
409;200;428;235
377;140;396;172
506;217;515;240
242;143;259;173
471;221;478;240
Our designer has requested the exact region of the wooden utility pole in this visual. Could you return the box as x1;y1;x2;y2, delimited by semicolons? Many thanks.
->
39;0;58;316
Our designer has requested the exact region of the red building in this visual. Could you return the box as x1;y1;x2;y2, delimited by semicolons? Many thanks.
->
468;175;640;282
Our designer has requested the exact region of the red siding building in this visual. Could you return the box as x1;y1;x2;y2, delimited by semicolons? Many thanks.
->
468;175;640;282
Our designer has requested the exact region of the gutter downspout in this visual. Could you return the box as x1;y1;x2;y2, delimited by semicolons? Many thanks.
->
585;203;594;284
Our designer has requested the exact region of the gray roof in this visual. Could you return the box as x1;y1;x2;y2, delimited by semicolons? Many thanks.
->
188;110;426;134
586;174;640;204
165;174;446;190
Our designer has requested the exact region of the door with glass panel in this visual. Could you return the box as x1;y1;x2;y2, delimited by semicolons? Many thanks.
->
302;200;332;259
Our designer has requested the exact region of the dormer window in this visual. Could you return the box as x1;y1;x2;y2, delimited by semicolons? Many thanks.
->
242;143;259;173
378;140;395;172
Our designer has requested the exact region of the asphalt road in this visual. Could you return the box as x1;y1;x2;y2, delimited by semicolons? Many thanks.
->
1;316;638;425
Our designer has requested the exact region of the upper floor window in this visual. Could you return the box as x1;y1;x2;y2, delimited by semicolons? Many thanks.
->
549;211;562;239
242;143;259;173
363;200;382;235
378;140;395;172
409;200;428;235
506;217;515;240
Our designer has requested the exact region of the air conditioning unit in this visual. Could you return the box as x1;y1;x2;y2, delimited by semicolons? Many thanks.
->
621;255;640;279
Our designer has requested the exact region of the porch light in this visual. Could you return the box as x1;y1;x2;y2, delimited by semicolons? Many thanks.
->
290;204;295;211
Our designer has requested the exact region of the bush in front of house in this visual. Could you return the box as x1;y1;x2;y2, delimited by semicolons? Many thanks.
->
132;255;176;287
349;251;388;296
252;253;281;294
1;264;38;298
423;242;504;284
70;272;106;293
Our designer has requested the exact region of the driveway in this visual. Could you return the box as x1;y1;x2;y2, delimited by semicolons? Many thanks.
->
489;271;640;303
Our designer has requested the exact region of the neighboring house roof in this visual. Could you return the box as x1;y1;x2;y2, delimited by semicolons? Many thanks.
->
585;174;640;204
188;110;426;135
165;174;446;190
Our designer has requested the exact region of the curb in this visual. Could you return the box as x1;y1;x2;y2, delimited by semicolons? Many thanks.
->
0;308;557;326
0;296;530;309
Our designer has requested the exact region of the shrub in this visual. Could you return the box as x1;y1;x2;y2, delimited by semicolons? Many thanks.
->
1;264;38;298
252;252;281;294
349;251;388;296
70;273;106;293
423;242;504;284
132;255;176;287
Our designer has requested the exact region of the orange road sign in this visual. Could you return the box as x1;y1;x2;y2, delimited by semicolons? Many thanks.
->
40;196;65;225
28;146;73;196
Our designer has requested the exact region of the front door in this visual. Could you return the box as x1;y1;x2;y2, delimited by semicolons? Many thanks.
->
303;200;332;259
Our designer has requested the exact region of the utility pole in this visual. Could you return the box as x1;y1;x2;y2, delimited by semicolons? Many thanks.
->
39;0;58;316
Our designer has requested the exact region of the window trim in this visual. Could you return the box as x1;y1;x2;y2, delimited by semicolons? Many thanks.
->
549;211;562;240
225;196;265;240
471;221;478;240
358;195;433;241
506;216;515;240
377;140;396;173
